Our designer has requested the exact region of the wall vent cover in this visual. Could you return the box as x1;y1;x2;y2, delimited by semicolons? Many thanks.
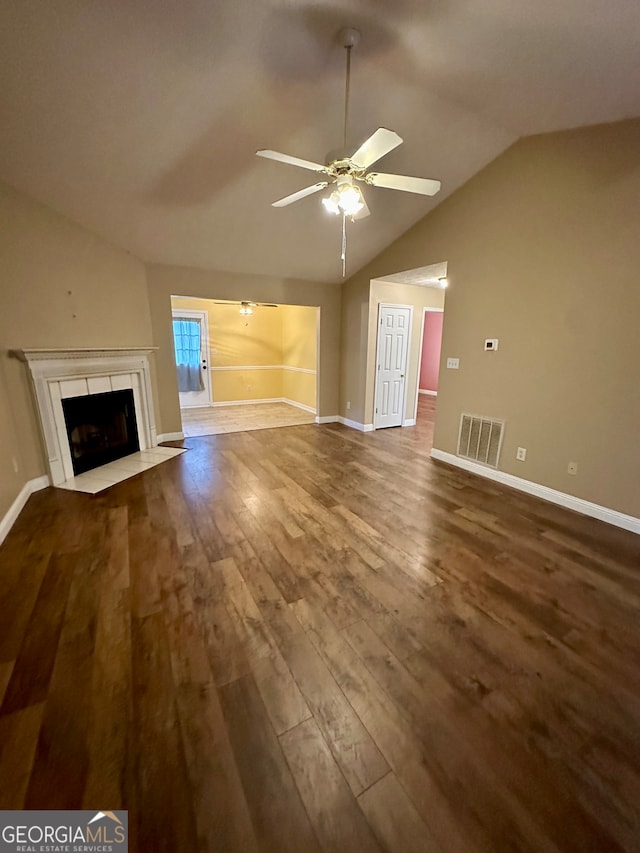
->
457;413;504;468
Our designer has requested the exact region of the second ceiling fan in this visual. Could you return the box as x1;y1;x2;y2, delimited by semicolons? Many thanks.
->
257;27;441;276
214;300;278;315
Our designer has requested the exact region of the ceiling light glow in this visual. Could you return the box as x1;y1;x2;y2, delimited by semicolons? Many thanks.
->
339;185;364;216
322;192;341;215
322;182;364;217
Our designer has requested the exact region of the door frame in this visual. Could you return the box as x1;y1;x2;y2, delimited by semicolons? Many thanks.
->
413;306;444;422
171;307;213;407
373;302;414;430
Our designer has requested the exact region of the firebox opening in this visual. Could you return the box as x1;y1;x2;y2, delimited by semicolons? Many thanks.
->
62;389;140;476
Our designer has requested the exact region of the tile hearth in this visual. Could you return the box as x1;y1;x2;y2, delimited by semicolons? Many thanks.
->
56;445;186;494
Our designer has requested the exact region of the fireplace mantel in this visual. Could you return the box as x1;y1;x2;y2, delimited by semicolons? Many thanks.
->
16;347;159;486
16;347;158;361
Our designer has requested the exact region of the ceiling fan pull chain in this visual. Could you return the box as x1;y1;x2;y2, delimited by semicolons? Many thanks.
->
341;213;347;277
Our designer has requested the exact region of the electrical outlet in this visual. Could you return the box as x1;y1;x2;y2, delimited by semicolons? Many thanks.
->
568;461;578;475
346;401;351;411
446;357;460;369
516;447;527;462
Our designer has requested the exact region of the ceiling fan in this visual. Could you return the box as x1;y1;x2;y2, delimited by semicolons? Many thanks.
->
256;27;441;277
214;300;278;315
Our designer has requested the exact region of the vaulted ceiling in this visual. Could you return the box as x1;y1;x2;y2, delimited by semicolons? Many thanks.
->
1;1;639;283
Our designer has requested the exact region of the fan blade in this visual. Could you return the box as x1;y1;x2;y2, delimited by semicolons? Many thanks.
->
272;182;329;207
213;300;278;307
350;128;403;170
257;149;328;173
366;172;441;196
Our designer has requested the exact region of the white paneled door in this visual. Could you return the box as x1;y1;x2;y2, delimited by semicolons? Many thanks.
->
374;304;412;429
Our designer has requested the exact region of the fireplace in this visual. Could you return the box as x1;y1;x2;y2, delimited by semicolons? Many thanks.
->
16;348;158;486
62;388;140;475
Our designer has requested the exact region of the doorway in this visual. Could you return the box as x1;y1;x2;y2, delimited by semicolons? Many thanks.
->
171;308;212;408
414;307;444;446
415;307;444;411
170;296;319;437
367;263;447;436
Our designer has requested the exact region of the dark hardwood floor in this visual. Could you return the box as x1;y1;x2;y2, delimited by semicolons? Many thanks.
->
1;397;639;852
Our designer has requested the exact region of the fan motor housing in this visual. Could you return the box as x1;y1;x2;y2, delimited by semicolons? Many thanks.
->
325;156;365;179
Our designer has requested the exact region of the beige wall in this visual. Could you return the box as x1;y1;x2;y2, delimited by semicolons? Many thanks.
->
341;119;640;517
340;274;370;422
0;180;153;511
0;362;26;520
366;282;445;426
148;265;337;433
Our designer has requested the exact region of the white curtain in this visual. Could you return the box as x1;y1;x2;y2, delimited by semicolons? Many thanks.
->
172;319;204;392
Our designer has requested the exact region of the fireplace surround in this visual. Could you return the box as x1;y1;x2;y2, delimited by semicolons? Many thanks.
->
17;348;158;486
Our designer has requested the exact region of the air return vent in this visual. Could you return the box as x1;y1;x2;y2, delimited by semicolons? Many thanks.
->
457;413;504;468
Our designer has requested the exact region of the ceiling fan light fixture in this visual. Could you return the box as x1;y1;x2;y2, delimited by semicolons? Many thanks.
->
339;184;364;216
322;191;341;215
239;303;253;315
322;183;363;216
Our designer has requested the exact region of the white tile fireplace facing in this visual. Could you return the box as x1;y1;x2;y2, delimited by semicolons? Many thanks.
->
16;348;159;487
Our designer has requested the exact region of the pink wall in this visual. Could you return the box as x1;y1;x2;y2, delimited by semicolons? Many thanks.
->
419;311;444;392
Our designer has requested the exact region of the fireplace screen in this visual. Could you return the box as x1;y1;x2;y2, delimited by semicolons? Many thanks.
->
62;389;140;476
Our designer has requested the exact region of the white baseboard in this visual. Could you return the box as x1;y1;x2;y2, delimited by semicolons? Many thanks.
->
419;389;438;396
338;417;417;431
157;432;185;442
282;398;317;415
209;397;282;407
430;449;640;535
315;415;339;424
0;475;50;546
338;416;374;433
206;397;316;414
